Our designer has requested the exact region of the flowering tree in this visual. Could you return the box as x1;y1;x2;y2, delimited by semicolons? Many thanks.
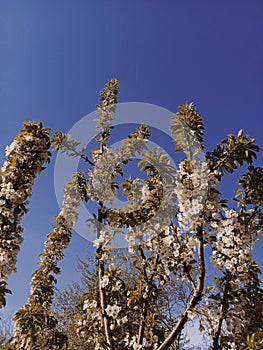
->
0;79;262;350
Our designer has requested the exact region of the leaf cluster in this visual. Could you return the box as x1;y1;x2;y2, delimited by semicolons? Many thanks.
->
206;129;259;179
170;102;204;157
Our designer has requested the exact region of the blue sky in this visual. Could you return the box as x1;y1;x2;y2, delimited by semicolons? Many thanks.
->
0;0;262;327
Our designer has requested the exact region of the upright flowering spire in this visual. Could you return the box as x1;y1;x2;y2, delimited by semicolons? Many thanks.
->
0;121;51;308
5;172;87;350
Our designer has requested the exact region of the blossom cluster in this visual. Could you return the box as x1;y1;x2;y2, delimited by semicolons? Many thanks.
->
199;203;262;347
211;208;259;285
123;334;153;350
176;159;209;232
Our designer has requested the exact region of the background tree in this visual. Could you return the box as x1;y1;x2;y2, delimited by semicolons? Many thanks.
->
0;313;13;349
52;254;192;350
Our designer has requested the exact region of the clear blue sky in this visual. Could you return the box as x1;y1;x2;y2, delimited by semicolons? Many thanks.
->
0;0;262;318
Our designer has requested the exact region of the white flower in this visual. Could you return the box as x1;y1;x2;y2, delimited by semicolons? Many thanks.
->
93;231;106;248
153;335;158;342
101;275;109;288
163;235;174;246
108;263;116;271
112;280;122;291
0;251;8;264
90;299;97;308
122;315;128;323
83;300;89;310
141;184;149;201
105;304;121;319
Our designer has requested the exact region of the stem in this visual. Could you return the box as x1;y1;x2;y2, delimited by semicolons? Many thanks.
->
157;225;205;350
98;258;115;349
137;249;160;347
80;153;94;166
137;298;149;346
210;142;242;176
97;200;114;349
66;142;95;166
212;275;231;350
183;262;196;290
137;248;150;347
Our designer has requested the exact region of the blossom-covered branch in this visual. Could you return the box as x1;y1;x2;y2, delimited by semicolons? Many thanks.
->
0;121;51;309
5;172;87;350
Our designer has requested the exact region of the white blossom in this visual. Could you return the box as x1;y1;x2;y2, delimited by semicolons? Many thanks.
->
105;304;121;319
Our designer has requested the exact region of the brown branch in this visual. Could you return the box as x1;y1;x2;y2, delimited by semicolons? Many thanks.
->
96;125;116;349
137;249;161;347
137;248;150;347
62;141;95;166
212;274;231;350
97;200;114;350
80;153;95;166
98;258;115;349
183;262;196;290
137;298;149;346
157;225;205;350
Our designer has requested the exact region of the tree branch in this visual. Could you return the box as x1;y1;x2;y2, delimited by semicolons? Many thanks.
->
137;248;150;347
157;225;205;350
212;274;231;350
97;200;115;350
98;258;115;349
